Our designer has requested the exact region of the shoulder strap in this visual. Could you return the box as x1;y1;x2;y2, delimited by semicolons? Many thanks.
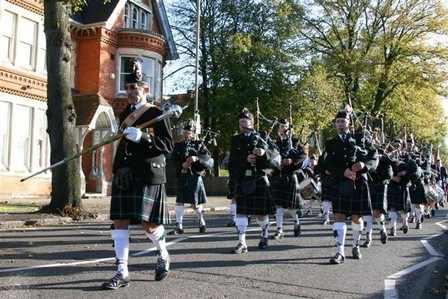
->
120;103;156;129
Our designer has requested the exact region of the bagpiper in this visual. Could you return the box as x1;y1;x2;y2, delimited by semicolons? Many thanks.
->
228;108;279;254
170;121;214;235
103;58;174;289
271;118;306;239
320;110;377;264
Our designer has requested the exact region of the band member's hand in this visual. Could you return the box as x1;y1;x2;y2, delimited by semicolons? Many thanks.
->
344;168;356;180
253;148;266;156
247;154;257;163
187;156;199;163
398;170;407;177
182;161;190;169
325;170;331;175
282;158;293;166
392;175;401;182
351;162;365;172
123;127;142;143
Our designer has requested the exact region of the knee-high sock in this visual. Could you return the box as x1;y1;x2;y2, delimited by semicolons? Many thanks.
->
352;221;364;247
275;207;285;233
112;229;130;277
415;205;423;223
402;212;409;226
196;206;206;226
230;203;237;222
146;225;169;260
236;215;248;247
175;205;184;229
364;215;374;240
389;211;398;230
256;215;270;238
410;204;416;217
322;200;332;220
333;222;347;256
375;214;386;233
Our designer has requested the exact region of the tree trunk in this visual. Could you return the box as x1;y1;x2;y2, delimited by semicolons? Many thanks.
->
44;0;81;213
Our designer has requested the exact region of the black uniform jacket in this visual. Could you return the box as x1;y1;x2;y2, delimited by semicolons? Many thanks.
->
113;104;173;185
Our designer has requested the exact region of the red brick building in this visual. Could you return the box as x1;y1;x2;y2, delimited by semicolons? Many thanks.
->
0;0;178;199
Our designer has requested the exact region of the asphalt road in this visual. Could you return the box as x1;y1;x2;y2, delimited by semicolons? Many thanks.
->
0;212;447;299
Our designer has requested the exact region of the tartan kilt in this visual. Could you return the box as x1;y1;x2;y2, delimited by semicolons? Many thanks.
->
320;175;339;203
369;183;388;213
235;176;275;216
332;178;372;216
387;181;411;212
176;173;207;206
110;179;170;225
271;174;302;209
409;181;428;205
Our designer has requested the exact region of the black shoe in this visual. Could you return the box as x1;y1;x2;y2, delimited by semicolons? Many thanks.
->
329;253;345;264
380;230;388;244
154;257;170;281
352;246;362;259
431;209;436;216
199;225;206;234
390;227;396;236
102;272;130;290
258;237;268;249
416;222;422;230
226;220;236;227
168;227;184;235
294;223;301;237
231;242;248;254
361;238;371;248
272;231;283;240
402;225;409;234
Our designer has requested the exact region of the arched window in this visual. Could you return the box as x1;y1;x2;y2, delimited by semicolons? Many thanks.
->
131;6;138;29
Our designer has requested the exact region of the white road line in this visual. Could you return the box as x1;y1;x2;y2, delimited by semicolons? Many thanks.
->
387;256;442;280
384;279;398;299
435;221;447;230
420;240;444;257
384;219;447;299
0;226;262;274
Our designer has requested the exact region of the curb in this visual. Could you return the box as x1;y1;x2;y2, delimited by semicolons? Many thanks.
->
0;207;230;229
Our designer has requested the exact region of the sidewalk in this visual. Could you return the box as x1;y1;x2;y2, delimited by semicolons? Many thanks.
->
0;196;231;229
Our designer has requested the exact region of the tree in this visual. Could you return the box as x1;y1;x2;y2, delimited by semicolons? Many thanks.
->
44;0;86;214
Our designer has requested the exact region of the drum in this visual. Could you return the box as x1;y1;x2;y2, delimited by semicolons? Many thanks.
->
424;183;438;205
298;178;320;200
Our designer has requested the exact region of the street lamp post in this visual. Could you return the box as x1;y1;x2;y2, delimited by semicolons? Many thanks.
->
194;0;201;136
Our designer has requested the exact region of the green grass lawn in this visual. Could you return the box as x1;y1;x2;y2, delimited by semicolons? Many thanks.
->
0;203;40;213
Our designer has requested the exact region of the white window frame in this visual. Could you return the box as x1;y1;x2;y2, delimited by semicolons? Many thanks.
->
0;101;12;171
17;16;38;70
1;1;45;77
123;1;152;31
117;54;163;100
0;93;50;176
0;10;17;65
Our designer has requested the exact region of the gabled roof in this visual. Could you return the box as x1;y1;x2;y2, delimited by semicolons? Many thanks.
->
71;0;178;60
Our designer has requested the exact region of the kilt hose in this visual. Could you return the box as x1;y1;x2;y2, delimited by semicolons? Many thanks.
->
110;178;170;225
235;175;275;216
409;180;428;205
176;173;207;206
387;180;411;212
271;173;302;210
369;183;388;214
332;177;373;216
